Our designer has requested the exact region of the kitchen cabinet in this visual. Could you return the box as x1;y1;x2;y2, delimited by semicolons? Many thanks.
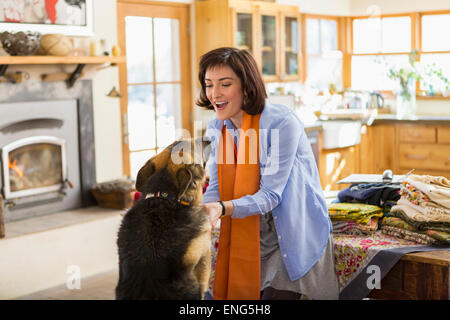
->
195;0;301;82
318;120;450;191
319;143;360;191
396;124;450;177
359;121;450;178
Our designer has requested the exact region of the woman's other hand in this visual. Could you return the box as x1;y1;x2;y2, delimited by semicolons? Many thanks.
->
201;201;234;229
201;202;222;229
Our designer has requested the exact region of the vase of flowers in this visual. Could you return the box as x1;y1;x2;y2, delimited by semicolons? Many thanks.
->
387;51;421;119
382;50;450;119
394;76;417;119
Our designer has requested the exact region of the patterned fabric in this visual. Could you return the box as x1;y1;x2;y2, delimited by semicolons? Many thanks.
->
400;181;431;205
381;216;416;231
380;225;437;245
328;203;383;225
390;204;450;231
397;197;450;221
332;217;379;236
387;211;450;244
333;232;422;291
406;175;450;209
208;223;221;295
425;229;450;244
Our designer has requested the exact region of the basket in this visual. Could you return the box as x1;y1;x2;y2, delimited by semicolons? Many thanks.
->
91;179;135;210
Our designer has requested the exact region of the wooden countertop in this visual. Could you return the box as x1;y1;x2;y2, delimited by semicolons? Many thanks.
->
402;250;450;266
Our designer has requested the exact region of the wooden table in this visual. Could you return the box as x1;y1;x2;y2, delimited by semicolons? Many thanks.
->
368;250;450;300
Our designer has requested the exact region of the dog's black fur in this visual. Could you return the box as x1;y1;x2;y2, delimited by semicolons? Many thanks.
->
115;138;211;300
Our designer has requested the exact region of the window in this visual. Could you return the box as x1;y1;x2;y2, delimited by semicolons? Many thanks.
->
351;15;411;91
420;13;450;95
350;12;450;96
305;16;342;91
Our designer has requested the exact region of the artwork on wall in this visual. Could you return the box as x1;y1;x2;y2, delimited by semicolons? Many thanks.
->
0;0;93;36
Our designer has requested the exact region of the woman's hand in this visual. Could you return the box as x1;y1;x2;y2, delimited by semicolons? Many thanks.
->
201;202;223;229
201;201;234;229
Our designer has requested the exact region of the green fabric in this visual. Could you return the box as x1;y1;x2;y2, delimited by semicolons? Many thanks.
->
386;211;450;244
387;210;450;233
328;203;383;224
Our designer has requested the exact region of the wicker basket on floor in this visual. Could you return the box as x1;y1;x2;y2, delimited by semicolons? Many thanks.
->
91;179;135;210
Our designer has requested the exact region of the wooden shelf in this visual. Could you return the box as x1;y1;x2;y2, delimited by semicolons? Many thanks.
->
0;55;126;65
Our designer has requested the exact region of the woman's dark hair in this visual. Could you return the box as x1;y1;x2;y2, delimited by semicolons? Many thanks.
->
196;47;267;115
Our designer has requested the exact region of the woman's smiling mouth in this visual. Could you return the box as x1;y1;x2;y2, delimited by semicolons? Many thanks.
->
215;101;229;110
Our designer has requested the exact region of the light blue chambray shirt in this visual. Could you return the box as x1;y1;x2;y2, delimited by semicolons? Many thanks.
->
202;100;332;281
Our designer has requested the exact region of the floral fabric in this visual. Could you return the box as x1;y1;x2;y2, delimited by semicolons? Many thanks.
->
400;181;431;205
333;232;422;291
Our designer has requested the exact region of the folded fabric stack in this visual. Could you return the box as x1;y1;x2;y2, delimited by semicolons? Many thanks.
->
337;183;401;214
385;174;450;245
328;203;384;236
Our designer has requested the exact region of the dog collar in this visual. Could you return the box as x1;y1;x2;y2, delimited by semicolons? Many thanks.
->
145;191;190;206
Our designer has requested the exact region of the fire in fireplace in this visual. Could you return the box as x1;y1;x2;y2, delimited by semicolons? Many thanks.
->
2;136;67;200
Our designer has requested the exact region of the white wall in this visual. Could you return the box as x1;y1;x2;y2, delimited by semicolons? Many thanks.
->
350;0;450;15
277;0;351;16
90;0;123;183
278;0;450;15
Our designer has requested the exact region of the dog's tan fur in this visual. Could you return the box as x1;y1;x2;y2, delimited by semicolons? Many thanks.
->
117;137;211;299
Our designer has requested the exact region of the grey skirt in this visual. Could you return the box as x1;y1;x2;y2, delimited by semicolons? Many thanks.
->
260;213;339;300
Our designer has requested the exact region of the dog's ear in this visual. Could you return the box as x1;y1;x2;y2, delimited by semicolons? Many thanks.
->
135;160;156;192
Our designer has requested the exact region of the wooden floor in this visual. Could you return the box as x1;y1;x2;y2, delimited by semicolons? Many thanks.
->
16;269;119;300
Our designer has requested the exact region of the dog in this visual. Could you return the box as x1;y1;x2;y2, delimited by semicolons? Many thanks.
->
115;137;212;300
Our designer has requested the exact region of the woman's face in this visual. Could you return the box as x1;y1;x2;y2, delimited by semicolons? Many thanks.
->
204;65;244;126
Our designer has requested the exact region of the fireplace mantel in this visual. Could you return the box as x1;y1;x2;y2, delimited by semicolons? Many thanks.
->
0;55;125;65
0;55;126;87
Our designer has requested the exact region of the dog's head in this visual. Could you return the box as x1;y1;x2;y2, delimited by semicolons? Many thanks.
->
135;137;211;206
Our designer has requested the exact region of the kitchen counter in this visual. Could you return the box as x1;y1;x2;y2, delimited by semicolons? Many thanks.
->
374;114;450;124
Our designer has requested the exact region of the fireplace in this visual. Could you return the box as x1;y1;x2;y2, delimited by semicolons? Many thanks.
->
0;80;96;222
3;136;67;199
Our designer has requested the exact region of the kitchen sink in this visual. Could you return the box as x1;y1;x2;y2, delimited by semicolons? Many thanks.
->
321;120;361;149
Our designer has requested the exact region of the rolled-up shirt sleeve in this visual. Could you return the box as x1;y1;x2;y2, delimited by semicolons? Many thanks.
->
201;121;221;204
231;116;301;218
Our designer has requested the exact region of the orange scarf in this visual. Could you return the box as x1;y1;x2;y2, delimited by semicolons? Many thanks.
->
214;112;261;300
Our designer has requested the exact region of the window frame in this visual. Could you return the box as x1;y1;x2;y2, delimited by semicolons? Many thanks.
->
302;14;343;89
347;10;450;99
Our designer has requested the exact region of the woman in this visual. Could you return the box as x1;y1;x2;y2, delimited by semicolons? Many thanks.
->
198;47;338;300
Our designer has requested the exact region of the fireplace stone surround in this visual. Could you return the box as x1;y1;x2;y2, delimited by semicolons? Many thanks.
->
0;80;96;222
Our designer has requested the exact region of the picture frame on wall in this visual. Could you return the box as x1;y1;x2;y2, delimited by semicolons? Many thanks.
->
0;0;93;36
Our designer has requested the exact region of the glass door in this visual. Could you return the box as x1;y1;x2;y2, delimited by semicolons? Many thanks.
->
117;3;191;179
261;13;278;80
236;12;253;53
282;15;300;80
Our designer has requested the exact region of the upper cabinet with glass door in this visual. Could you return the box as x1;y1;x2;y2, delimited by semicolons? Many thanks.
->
195;0;301;83
281;14;301;81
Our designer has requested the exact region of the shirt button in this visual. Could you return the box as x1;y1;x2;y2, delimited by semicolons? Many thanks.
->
283;253;287;258
273;216;278;220
278;235;281;240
